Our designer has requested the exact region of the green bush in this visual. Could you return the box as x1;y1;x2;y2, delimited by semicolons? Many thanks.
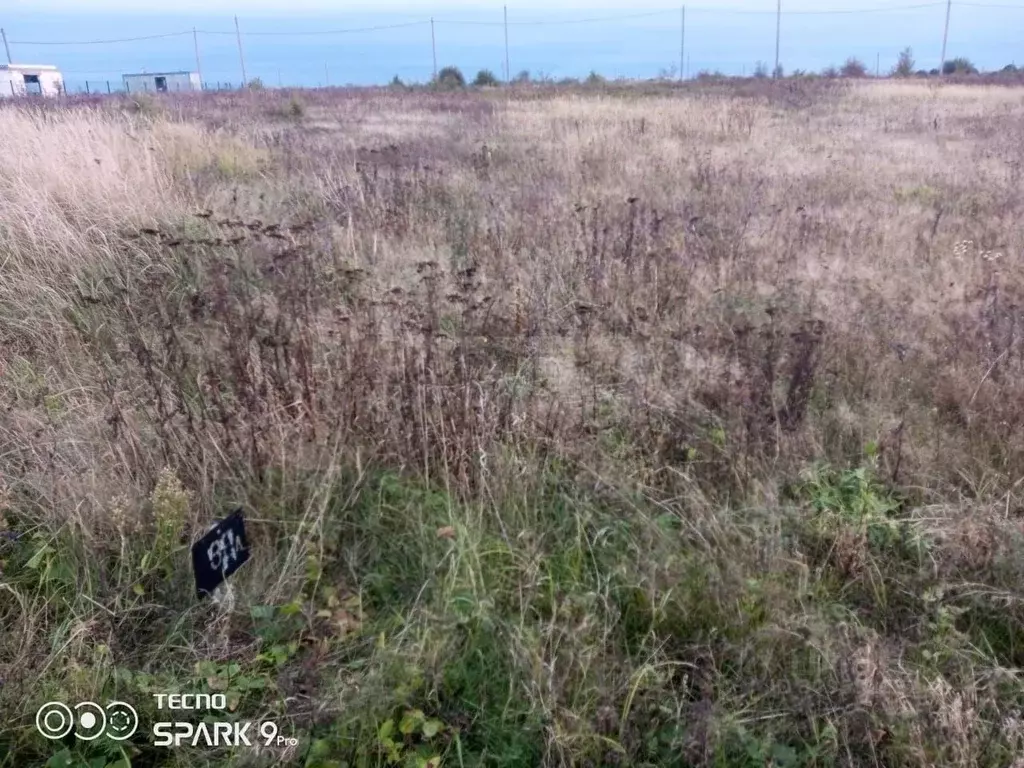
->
472;69;500;87
893;47;915;77
943;57;978;75
435;66;466;89
840;57;868;78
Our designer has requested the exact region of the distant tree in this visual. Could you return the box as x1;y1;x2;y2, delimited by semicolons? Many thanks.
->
822;65;839;78
473;69;500;87
585;70;606;85
753;61;769;78
841;57;868;78
246;77;265;90
513;69;531;84
929;68;940;76
389;75;405;89
436;66;466;89
773;63;785;78
893;47;915;77
915;70;929;77
943;57;978;75
1002;63;1019;73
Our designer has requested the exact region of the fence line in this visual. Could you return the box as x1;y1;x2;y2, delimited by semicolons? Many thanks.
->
1;1;1020;94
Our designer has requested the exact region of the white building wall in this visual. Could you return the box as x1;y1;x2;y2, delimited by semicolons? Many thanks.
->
0;68;64;98
0;70;19;98
38;70;64;97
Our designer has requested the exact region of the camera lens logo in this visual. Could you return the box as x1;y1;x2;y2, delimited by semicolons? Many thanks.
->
36;702;73;740
74;702;106;741
105;701;139;740
35;701;138;741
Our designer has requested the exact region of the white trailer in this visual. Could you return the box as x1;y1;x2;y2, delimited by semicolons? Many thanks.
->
0;64;64;98
122;71;202;94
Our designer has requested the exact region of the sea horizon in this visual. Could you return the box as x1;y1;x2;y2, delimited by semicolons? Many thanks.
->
2;6;1019;91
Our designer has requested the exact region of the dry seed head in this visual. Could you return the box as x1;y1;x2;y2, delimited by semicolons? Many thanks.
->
151;466;190;532
953;240;973;259
848;639;883;708
109;494;139;535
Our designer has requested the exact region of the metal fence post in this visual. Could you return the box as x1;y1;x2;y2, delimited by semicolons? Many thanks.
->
85;82;90;94
107;81;111;94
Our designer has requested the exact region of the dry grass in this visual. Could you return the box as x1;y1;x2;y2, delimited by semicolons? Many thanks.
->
3;79;1024;768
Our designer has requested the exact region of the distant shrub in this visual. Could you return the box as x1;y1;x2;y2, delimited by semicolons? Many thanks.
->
513;70;531;84
893;47;915;77
246;77;265;91
915;69;929;77
436;66;466;89
287;95;305;118
773;63;784;78
929;68;940;76
822;65;839;78
753;61;769;79
585;71;606;86
1001;64;1019;73
841;57;868;78
473;69;500;87
943;57;978;75
389;75;405;89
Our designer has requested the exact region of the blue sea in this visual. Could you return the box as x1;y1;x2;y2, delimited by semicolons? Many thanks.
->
3;5;1021;92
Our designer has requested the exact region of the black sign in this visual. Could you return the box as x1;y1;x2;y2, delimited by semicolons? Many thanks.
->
192;509;251;598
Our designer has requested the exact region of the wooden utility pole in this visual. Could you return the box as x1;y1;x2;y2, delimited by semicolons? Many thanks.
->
234;16;247;85
680;6;685;81
774;0;782;78
504;6;511;83
431;17;437;81
774;0;781;77
939;0;951;75
1;28;11;64
193;28;203;88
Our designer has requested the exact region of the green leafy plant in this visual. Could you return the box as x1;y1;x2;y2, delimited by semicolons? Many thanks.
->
377;710;446;767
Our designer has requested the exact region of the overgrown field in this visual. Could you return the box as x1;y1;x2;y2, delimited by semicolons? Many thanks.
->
3;79;1024;767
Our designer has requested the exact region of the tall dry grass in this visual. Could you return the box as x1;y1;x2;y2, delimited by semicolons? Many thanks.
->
3;81;1024;767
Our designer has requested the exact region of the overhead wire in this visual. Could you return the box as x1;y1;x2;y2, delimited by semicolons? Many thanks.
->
6;2;958;44
9;30;193;46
